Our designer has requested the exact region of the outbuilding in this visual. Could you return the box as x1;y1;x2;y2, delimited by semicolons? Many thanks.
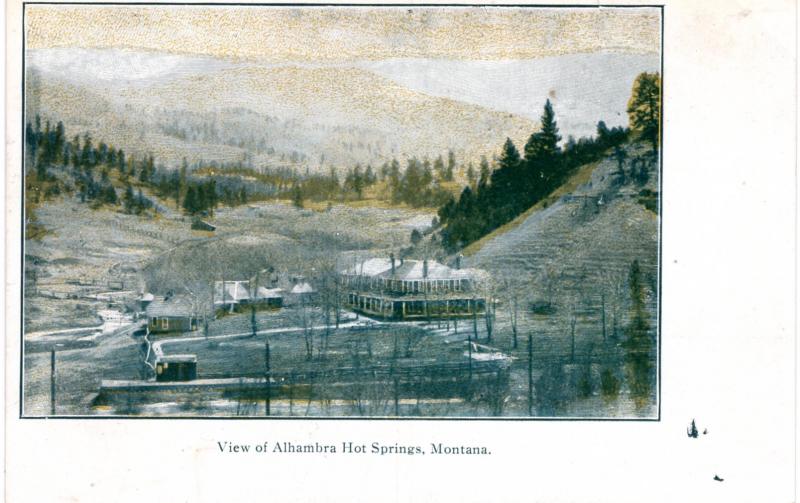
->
146;294;199;333
155;354;197;382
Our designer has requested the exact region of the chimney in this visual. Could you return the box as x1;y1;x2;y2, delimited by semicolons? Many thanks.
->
456;254;463;270
423;259;429;278
390;253;396;275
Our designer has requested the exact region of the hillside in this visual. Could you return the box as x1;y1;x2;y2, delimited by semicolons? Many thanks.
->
25;49;538;171
463;141;659;371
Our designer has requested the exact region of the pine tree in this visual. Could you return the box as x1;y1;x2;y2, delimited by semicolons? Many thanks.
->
183;185;198;214
41;121;52;165
627;72;661;152
524;100;561;161
70;135;80;169
292;184;304;208
25;121;37;161
136;189;146;214
80;133;94;169
466;162;476;189
478;156;490;191
364;164;375;185
196;183;207;213
524;99;562;193
205;180;217;216
180;158;188;196
446;150;456;181
489;138;523;222
54;121;65;164
117;149;126;173
433;155;445;180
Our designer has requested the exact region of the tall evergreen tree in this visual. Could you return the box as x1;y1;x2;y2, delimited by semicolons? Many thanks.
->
524;99;561;161
524;99;562;192
489;138;523;222
446;150;456;181
117;149;126;173
183;185;198;214
292;184;304;209
123;183;135;213
70;139;81;169
54;121;65;164
433;155;445;180
627;72;661;152
466;162;477;189
25;121;36;160
478;156;490;191
80;133;94;169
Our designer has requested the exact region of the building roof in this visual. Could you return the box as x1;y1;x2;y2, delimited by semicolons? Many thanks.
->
146;294;196;318
344;258;486;282
344;258;394;276
214;280;251;304
290;282;315;294
156;354;197;364
255;287;284;299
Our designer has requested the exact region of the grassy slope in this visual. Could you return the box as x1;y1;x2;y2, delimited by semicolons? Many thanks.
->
28;66;537;171
461;160;599;258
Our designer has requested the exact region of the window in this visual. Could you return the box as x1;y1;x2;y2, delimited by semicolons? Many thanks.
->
160;318;168;329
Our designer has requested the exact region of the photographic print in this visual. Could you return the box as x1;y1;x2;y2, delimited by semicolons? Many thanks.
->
21;3;662;418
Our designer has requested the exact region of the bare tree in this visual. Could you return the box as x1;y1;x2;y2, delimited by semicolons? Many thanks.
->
500;275;521;349
481;278;496;342
295;297;314;360
605;269;627;341
541;264;560;310
402;327;424;358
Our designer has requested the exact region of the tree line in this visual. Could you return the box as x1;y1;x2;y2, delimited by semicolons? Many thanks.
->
437;71;660;251
24;116;157;213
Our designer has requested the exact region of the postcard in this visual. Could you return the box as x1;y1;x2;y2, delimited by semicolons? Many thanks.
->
4;1;796;502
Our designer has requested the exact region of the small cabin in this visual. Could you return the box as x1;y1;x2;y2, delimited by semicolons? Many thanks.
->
254;287;284;309
287;281;317;305
146;294;198;333
214;280;251;313
155;354;197;382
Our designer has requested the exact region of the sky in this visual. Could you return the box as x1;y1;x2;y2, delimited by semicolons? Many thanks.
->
26;5;661;62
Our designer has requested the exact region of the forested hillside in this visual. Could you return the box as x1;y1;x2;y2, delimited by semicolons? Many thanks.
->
436;72;661;252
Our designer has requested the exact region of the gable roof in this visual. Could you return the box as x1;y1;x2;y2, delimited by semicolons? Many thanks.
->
345;258;486;282
290;282;315;294
146;294;196;318
342;258;393;276
256;287;284;299
214;281;251;303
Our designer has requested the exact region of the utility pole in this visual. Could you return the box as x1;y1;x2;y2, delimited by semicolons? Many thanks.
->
288;372;294;416
601;292;607;342
265;339;271;417
394;378;400;416
527;333;533;417
250;305;257;338
472;298;478;341
467;331;473;382
50;349;56;416
570;316;576;364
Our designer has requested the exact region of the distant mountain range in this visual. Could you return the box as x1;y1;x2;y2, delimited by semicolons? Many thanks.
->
25;48;658;173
